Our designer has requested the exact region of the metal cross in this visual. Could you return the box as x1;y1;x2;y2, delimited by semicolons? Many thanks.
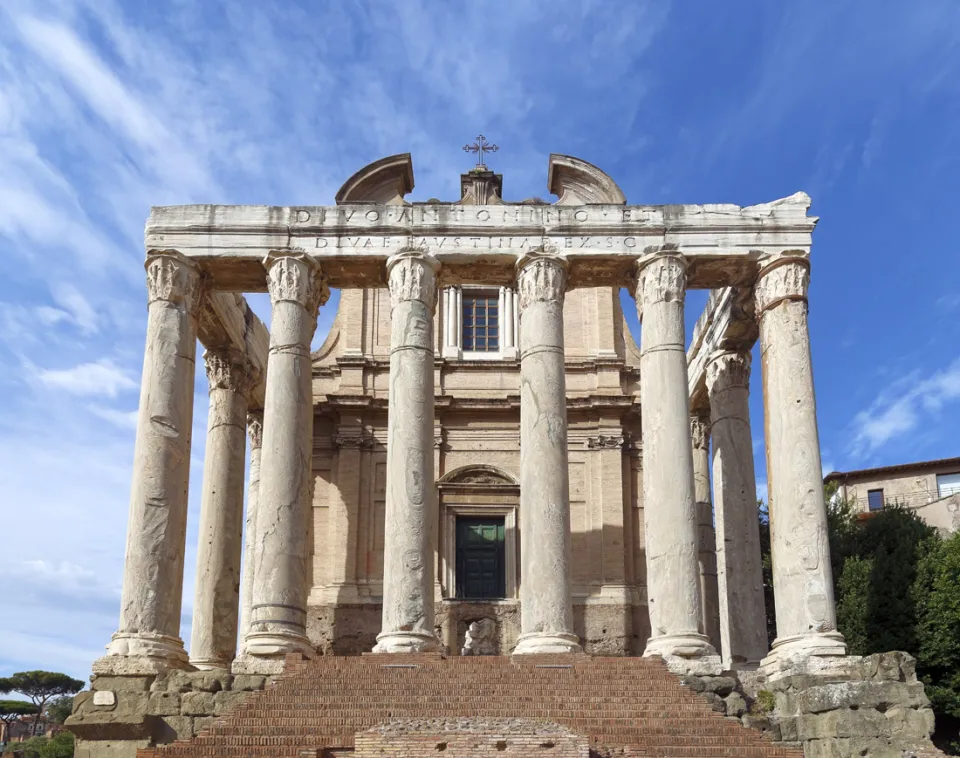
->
463;134;499;169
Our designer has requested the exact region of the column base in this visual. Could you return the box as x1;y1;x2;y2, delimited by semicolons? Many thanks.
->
189;657;233;671
513;632;582;655
760;631;847;676
373;630;439;654
643;631;716;660
232;631;315;674
93;632;192;676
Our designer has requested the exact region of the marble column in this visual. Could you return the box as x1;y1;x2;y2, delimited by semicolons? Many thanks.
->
756;257;846;669
706;350;768;669
635;253;715;661
95;250;202;674
237;411;263;649
374;250;441;653
189;349;254;670
514;252;581;655
690;414;722;654
237;253;327;672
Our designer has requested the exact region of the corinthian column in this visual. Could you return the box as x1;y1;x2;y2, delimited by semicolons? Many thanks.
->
95;250;202;674
190;348;255;670
756;257;845;670
706;350;767;669
374;250;441;653
635;253;715;663
690;414;721;654
236;253;327;672
514;252;581;655
238;411;263;649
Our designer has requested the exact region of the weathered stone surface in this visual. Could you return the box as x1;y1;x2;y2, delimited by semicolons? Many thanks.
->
707;349;767;669
146;691;180;716
237;410;262;649
513;252;580;655
756;258;846;668
636;253;714;661
690;413;722;654
95;252;202;675
190;349;253;670
374;251;440;654
90;676;154;693
237;254;327;671
180;691;215;717
231;674;267;691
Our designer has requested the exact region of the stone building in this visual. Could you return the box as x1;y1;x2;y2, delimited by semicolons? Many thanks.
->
67;153;943;758
825;456;960;533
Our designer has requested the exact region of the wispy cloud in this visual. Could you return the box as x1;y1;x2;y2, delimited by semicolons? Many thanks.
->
850;359;960;460
33;358;138;397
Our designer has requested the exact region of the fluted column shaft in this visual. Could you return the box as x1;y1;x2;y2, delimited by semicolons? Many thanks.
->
97;251;202;674
514;252;581;655
190;349;254;669
690;415;721;654
374;250;440;653
756;257;845;669
238;411;263;648
636;253;714;660
706;350;768;668
238;253;327;672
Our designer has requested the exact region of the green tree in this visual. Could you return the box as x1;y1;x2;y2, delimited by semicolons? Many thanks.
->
38;732;73;758
2;735;47;757
915;532;960;728
0;674;83;737
0;701;39;744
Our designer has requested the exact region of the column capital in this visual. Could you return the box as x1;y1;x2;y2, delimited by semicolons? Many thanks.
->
755;256;810;316
264;252;329;312
516;251;568;311
690;414;711;452
246;410;264;450
145;250;203;313
634;253;687;316
386;250;440;308
203;347;258;396
706;349;752;394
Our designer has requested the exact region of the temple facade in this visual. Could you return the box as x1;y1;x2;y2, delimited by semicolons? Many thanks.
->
91;152;845;678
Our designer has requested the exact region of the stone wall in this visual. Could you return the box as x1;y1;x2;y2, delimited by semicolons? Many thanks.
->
67;670;268;758
682;653;943;758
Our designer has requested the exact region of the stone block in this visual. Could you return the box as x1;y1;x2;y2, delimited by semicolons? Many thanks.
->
65;692;162;741
231;674;267;691
702;675;737;696
160;715;195;740
776;716;798;742
193;716;214;734
147;691;180;716
74;737;151;758
724;692;747;717
214;690;248;715
181;691;215;716
92;675;154;693
156;669;231;694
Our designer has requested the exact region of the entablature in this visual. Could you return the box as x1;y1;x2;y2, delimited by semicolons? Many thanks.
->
146;192;815;292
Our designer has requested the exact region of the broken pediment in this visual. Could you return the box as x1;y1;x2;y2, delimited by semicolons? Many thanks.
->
335;153;414;205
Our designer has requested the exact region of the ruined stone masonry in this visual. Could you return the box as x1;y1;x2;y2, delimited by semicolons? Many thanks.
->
67;154;942;758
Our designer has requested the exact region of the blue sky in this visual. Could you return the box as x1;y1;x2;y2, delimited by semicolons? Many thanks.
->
1;1;958;682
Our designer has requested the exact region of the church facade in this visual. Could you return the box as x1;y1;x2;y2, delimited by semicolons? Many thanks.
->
306;271;650;656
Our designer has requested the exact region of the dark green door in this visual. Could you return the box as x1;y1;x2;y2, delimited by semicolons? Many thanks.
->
456;517;506;599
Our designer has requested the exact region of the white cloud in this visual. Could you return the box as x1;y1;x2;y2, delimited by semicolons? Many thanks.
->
850;359;960;459
34;358;138;397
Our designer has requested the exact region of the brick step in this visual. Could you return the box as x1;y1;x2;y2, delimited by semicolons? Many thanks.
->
139;656;799;758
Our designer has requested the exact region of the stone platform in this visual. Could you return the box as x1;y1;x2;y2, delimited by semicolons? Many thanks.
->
111;654;800;758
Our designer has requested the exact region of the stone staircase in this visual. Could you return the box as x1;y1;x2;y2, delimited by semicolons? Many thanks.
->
138;654;801;758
